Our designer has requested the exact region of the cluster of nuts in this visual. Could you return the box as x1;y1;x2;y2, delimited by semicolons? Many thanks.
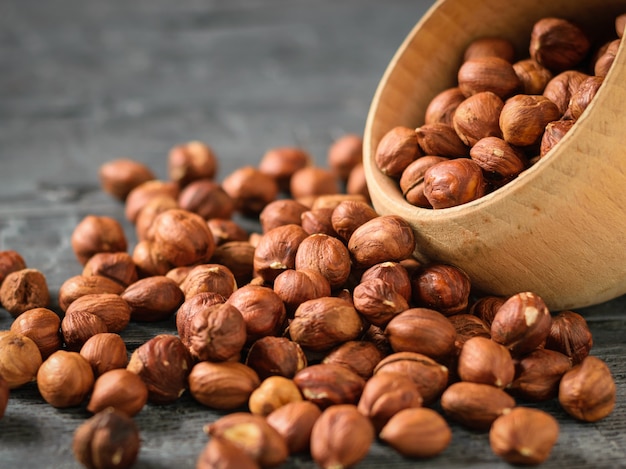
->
0;123;618;468
376;14;626;209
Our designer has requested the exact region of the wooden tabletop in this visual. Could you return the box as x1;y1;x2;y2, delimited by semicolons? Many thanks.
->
1;1;624;468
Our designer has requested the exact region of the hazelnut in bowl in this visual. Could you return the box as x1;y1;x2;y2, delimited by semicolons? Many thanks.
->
363;0;626;310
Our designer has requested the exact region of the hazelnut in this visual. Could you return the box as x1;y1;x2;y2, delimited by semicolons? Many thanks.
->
58;274;125;312
289;166;341;199
37;350;94;408
204;412;288;468
468;295;507;326
80;332;128;377
0;330;43;389
259;199;308;233
558;355;616;422
457;336;515;388
248;375;303;416
98;158;155;201
330;200;378;243
447;313;491;354
457;56;521;99
425;87;466;127
273;268;331;314
353;278;408;328
196;437;259;469
411;263;472;315
222;166;279;216
207;218;249;246
348;215;415;269
374;126;421;178
293;363;366;409
361;261;412;303
300;207;337;237
179;263;237;301
415;123;469;157
543;70;589;116
617;13;626;37
122;275;185;322
327;134;363;181
509;348;572;402
529;17;591;72
322;340;384;380
253;224;308;283
346;162;370;202
10;307;61;359
595;39;620;77
124;179;180;223
168;140;217;186
189;361;260;410
177;179;235;220
126;334;193;404
440;381;515;431
211;241;255;286
499;94;560;147
464;36;516;62
70;215;128;266
226;284;286;343
82;251;138;288
453;91;504;147
540;118;575;157
294;233;351;289
399;155;449;208
470;136;527;180
310;404;374;469
0;375;8;419
564;75;604;121
545;310;593;364
512;58;553;95
0;250;27;286
61;309;109;351
489;407;559;465
258;146;312;190
64;293;131;333
245;336;307;380
73;407;141;469
379;407;452;459
175;291;226;347
0;268;50;318
134;194;179;242
266;400;322;454
423;158;487;209
87;368;148;417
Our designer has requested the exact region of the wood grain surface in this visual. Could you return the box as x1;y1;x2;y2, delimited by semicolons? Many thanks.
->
1;1;624;468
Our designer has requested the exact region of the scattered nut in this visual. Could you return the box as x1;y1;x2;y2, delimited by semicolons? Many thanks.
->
248;375;302;416
0;330;43;389
189;361;260;410
10;307;61;359
121;275;185;322
509;348;572;401
545;310;593;364
168;140;218;186
245;336;307;380
293;363;366;409
37;350;94;408
87;368;149;417
0;268;50;318
266;400;322;454
98;158;155;201
80;332;129;377
196;436;260;469
457;336;515;388
70;215;128;266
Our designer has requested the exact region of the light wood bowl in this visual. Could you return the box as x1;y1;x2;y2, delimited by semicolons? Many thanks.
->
363;0;626;310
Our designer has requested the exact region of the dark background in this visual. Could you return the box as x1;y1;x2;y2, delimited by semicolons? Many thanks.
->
1;1;625;468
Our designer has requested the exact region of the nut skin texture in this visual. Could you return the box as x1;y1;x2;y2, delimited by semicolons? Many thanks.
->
61;309;109;352
469;295;507;326
87;368;148;417
594;39;620;77
457;336;515;388
122;275;185;322
37;350;95;408
259;146;311;191
223;166;279;216
245;336;307;380
196;437;260;469
0;268;50;318
126;334;193;404
440;381;515;431
300;207;337;237
379;407;452;459
266;400;322;454
529;17;591;72
327;134;363;182
374;126;421;178
253;224;308;283
207;218;249;245
294;233;352;289
98;157;155;201
65;293;131;333
489;407;559;465
259;199;308;233
125;179;180;224
322;340;385;380
82;252;138;288
73;407;141;469
175;291;227;349
188;302;247;362
490;292;552;357
357;372;423;432
540;119;575;157
330;200;378;243
425;87;466;126
453;91;504;147
0;250;27;286
178;180;234;220
513;58;553;95
346;163;370;202
226;285;287;344
470;136;527;180
180;264;237;301
385;308;457;361
211;241;255;286
293;363;366;409
415;123;469;158
543;70;589;116
361;261;412;303
273;268;331;315
168;140;218;187
545;310;593;365
10;307;61;359
80;332;128;377
71;215;128;266
248;376;303;416
563;75;604;121
189;361;261;410
448;313;491;355
134;194;180;242
348;215;416;269
412;263;472;316
310;404;375;469
423;158;487;209
289;166;341;200
464;36;516;63
457;56;521;99
0;330;43;389
204;412;289;468
499;94;561;147
558;355;616;422
509;348;572;402
400;156;449;208
58;275;125;312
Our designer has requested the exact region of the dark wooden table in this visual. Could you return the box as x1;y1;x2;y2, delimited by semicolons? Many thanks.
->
1;1;625;468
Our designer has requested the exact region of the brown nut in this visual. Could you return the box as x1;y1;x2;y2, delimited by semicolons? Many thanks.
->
529;17;591;72
470;136;527;180
499;94;561;147
0;268;50;318
543;70;589;116
310;404;374;469
357;372;423;432
253;224;308;283
469;295;507;326
545;310;593;365
289;166;341;200
385;308;457;361
289;297;364;352
348;215;415;269
196;437;260;469
121;275;185;322
346;162;370;202
399;155;449;208
226;285;287;343
168;140;217;186
248;376;303;416
82;251;138;288
379;407;452;459
595;39;620;77
245;336;307;380
423;158;487;209
322;340;385;380
411;263;472;315
266;400;322;454
61;309;109;352
509;348;572;402
457;336;515;388
207;218;249;246
512;58;554;95
0;331;43;389
453;91;504;147
87;368;148;417
327;134;363;182
65;293;131;333
361;261;412;303
189;361;260;410
563;75;604;121
415;123;469;158
464;36;516;62
179;263;237;301
211;241;255;286
374;352;449;406
0;375;8;419
177;179;234;220
73;407;141;469
134;194;180;242
273;268;331;314
222;166;279;216
259;199;308;233
440;381;515;431
175;291;227;348
126;334;193;404
10;307;61;359
374;126;421;178
204;412;288;468
80;332;129;377
70;215;128;266
37;350;94;408
188;301;247;362
58;274;125;312
259;146;312;191
457;56;521;99
293;363;366;409
489;407;559;465
490;291;552;357
0;250;27;286
540;118;575;157
558;355;616;422
330;200;378;243
294;233;351;289
300;207;337;237
124;179;180;224
98;158;155;201
425;87;466;126
448;313;491;355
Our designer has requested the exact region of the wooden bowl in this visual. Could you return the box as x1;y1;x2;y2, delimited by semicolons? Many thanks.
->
363;0;626;310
